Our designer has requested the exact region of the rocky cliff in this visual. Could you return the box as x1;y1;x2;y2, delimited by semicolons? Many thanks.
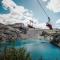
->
0;23;28;41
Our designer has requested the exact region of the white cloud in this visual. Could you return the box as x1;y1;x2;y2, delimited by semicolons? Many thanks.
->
42;0;47;2
1;0;36;25
34;22;49;29
0;0;48;29
56;19;60;24
46;0;60;12
55;19;60;28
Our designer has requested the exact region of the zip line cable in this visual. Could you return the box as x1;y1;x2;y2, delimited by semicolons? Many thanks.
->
37;0;48;17
37;0;53;29
36;0;50;21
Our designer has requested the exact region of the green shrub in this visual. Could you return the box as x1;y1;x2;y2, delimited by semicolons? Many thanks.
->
0;48;32;60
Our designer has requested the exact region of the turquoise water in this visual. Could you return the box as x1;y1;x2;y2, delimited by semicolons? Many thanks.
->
0;39;60;60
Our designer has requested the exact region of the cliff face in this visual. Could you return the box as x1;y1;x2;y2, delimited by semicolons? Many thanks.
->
0;23;43;40
0;23;59;41
0;23;27;41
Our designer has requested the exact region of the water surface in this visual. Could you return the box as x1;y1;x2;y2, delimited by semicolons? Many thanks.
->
0;39;60;60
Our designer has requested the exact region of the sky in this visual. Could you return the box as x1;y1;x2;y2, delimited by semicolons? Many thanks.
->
0;0;60;29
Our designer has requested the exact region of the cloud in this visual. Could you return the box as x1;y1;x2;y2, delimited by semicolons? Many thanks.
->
0;0;36;25
34;22;48;29
55;19;60;28
46;0;60;12
42;0;47;2
56;19;60;24
0;0;48;29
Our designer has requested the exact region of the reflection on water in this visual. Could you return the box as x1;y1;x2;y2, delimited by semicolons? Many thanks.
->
0;39;60;60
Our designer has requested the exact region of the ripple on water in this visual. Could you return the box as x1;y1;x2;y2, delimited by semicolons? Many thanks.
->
0;39;60;60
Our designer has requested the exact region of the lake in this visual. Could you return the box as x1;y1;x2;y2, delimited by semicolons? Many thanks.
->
0;39;60;60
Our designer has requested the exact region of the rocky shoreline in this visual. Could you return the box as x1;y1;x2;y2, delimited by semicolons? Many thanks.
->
0;23;27;41
0;23;60;41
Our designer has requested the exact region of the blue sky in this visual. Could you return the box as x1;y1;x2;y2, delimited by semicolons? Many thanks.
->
13;0;60;24
0;0;60;28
